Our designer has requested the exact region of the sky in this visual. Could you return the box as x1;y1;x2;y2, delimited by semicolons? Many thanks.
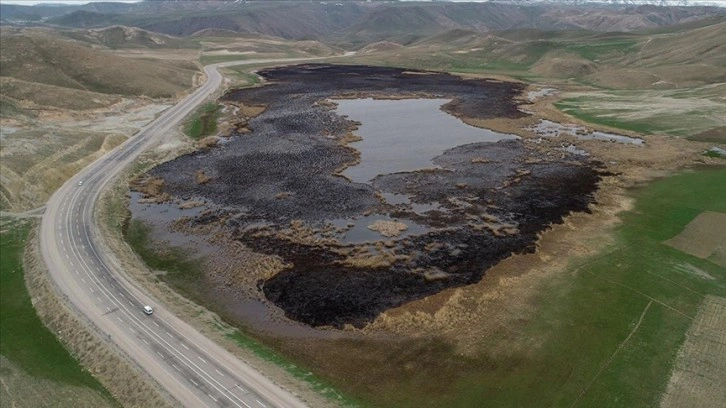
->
1;0;724;5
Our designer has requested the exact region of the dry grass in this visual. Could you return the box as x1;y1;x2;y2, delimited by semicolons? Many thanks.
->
661;295;726;408
0;356;114;408
0;129;126;211
0;28;198;100
0;77;121;113
194;170;211;184
665;211;726;267
129;176;169;202
366;220;408;237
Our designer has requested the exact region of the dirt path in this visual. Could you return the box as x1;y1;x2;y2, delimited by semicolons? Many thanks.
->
570;300;653;407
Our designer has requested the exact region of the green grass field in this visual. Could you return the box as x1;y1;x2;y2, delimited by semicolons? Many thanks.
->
555;89;726;137
184;102;221;140
125;219;204;297
0;218;116;405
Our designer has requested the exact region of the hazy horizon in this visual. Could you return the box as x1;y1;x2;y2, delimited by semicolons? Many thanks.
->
1;0;725;6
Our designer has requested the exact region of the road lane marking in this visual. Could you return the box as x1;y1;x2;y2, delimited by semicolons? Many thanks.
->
198;356;206;364
81;278;86;283
208;394;218;402
116;317;123;323
256;400;267;407
153;321;160;328
97;296;102;303
156;351;164;358
166;332;173;338
189;378;199;387
215;369;224;377
89;288;94;294
181;343;190;351
142;339;150;345
173;364;181;372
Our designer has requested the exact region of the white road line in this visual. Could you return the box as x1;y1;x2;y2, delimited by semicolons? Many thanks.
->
81;278;86;283
215;369;225;377
153;321;160;328
181;343;190;351
117;317;123;323
106;307;111;312
190;378;199;387
129;327;136;334
173;364;181;372
142;339;150;345
156;351;164;358
256;400;267;408
97;296;102;303
198;356;207;364
166;332;173;338
209;394;218;402
89;288;94;294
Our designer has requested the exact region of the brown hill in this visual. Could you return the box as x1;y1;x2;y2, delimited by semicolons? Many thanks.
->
22;1;723;50
0;28;198;99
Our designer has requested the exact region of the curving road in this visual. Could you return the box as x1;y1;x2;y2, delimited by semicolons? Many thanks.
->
39;59;316;408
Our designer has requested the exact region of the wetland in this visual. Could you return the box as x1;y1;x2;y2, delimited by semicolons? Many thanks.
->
130;64;604;329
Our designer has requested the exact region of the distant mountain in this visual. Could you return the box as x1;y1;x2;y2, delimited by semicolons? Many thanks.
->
2;1;724;49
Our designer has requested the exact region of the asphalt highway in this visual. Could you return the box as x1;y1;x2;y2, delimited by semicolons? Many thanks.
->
39;59;316;408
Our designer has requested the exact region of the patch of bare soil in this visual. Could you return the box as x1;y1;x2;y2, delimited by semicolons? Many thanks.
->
661;295;726;408
0;98;175;211
665;211;726;267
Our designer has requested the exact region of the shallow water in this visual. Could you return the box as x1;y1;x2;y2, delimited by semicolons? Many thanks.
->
128;192;216;255
328;213;429;243
529;120;644;145
335;98;518;183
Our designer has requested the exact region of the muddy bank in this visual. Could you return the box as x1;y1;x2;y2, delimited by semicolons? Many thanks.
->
142;64;603;329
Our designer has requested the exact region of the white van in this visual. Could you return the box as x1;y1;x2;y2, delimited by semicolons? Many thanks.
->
143;305;153;315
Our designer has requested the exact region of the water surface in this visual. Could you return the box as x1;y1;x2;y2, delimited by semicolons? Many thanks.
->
335;98;518;183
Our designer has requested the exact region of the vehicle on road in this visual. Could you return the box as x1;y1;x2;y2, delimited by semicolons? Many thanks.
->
143;305;153;315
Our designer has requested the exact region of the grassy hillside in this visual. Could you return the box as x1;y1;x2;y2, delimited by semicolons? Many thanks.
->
355;16;726;89
59;25;197;50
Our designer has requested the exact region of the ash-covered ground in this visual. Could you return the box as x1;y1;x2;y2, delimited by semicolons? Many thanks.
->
144;64;602;329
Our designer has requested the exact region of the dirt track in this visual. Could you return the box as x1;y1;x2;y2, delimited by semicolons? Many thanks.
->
138;64;605;329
